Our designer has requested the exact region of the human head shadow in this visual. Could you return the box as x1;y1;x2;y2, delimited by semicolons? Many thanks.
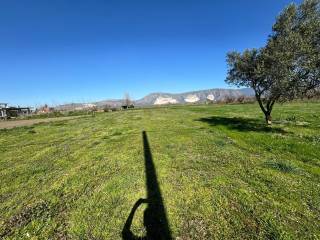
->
122;131;172;240
197;116;287;133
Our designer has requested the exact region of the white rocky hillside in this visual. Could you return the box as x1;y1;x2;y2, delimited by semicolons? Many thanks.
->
56;88;254;110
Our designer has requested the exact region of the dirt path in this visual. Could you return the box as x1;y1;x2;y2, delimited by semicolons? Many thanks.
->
0;116;83;129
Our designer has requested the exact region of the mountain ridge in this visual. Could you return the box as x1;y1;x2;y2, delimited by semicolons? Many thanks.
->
56;88;254;110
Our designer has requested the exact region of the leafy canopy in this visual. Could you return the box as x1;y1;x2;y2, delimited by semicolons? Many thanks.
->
226;0;320;122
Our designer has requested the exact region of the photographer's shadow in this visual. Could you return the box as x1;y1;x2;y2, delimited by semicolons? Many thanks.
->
122;131;172;240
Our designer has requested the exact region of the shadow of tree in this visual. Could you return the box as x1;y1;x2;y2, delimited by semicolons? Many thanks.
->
197;116;287;133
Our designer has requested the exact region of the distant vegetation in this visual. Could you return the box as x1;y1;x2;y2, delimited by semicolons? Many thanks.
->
22;110;92;120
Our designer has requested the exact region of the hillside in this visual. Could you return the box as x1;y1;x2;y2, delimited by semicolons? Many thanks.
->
56;88;254;110
135;88;253;106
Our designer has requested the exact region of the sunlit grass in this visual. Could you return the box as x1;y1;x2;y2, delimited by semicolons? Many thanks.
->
0;102;319;239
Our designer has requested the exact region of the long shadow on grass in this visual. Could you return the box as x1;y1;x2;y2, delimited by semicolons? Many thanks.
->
122;131;172;240
197;116;287;133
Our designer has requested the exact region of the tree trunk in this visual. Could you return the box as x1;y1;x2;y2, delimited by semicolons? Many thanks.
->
265;113;272;125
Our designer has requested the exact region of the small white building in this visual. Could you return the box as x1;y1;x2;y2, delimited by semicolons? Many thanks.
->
0;103;8;119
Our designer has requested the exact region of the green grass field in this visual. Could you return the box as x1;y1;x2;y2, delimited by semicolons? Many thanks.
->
1;102;320;239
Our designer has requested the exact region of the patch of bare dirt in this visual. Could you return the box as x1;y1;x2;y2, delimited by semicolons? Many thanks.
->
0;116;82;129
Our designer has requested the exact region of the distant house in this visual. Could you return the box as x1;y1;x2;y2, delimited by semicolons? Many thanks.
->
36;104;55;114
0;103;32;119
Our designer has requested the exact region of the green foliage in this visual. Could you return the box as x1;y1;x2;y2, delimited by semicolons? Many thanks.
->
226;0;320;123
265;0;320;99
23;110;91;120
0;102;319;239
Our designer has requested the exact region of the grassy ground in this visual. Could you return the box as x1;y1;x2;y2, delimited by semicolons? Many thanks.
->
0;102;319;239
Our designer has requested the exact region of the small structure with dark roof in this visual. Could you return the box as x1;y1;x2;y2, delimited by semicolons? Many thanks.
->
0;103;32;119
121;104;134;110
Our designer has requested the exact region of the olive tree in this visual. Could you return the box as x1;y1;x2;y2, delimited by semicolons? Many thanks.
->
226;49;276;124
226;0;320;124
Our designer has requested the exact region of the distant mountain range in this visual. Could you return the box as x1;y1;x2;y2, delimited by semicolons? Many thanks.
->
56;88;254;111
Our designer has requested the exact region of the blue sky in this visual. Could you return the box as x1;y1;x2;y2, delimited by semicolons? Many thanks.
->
0;0;301;106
